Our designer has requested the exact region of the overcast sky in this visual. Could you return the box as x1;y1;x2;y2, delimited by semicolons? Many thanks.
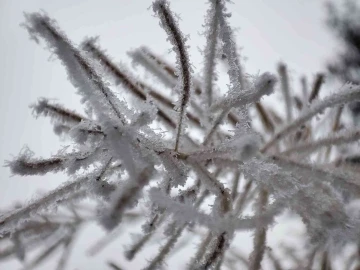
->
0;0;343;269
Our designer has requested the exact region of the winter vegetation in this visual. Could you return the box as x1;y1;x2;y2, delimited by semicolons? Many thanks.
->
3;0;360;269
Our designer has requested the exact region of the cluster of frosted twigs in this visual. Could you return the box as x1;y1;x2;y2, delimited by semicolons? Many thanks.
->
3;0;360;269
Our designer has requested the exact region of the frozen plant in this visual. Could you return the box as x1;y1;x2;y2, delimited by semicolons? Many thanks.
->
3;0;360;269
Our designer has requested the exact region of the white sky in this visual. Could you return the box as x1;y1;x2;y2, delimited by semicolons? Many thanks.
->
0;0;344;269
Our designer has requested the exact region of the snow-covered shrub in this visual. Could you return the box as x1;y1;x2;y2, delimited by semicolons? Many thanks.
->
2;0;360;269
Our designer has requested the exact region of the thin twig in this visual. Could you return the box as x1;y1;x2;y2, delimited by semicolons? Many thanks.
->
153;0;192;152
262;83;360;153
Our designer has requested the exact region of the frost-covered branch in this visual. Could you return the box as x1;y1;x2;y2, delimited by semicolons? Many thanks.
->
153;0;192;151
308;73;325;103
262;83;360;152
100;166;154;230
248;189;269;270
278;63;292;122
5;1;360;269
0;175;89;236
202;0;220;108
210;72;277;112
31;98;85;125
281;129;360;156
7;147;104;176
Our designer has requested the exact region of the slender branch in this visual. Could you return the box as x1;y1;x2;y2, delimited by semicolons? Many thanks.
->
324;105;344;160
21;235;65;270
201;232;227;269
143;226;185;270
278;63;292;122
188;232;213;269
255;102;275;133
269;155;360;194
31;98;85;124
231;170;241;200
233;180;253;215
107;261;123;270
308;73;325;103
203;109;229;145
300;76;308;101
266;248;284;270
100;166;153;230
217;0;245;89
281;129;360;156
261;83;360;153
7;147;102;176
153;0;192;151
202;0;219;107
0;181;86;236
248;189;269;270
